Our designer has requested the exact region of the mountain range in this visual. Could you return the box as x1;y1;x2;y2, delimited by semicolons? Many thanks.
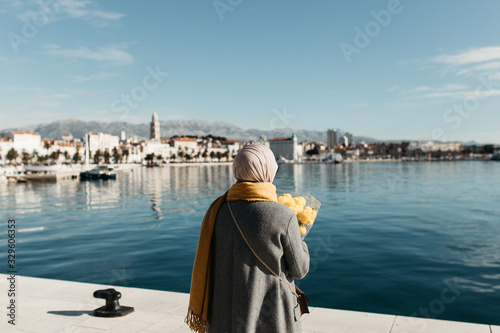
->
0;119;379;143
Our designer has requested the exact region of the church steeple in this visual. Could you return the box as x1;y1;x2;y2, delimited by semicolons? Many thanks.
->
150;112;160;140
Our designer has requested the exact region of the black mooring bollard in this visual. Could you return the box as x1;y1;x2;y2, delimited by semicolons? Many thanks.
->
93;288;134;317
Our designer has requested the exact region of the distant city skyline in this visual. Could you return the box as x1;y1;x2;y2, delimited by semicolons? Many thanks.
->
1;1;500;144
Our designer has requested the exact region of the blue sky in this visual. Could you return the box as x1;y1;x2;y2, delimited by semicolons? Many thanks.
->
1;0;500;143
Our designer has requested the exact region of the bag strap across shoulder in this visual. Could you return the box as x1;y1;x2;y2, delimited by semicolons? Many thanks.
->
227;202;299;299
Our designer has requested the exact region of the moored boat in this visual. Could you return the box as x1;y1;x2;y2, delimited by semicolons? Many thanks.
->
80;166;116;180
333;153;344;164
492;150;500;161
277;156;288;164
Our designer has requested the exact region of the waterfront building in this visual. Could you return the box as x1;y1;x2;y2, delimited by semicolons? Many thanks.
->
302;141;316;154
125;142;143;163
88;132;120;154
252;135;269;148
7;131;41;154
408;141;461;152
206;147;228;161
171;137;198;151
327;129;337;149
150;112;160;141
61;133;73;141
345;148;360;159
0;137;14;164
341;135;349;147
269;134;300;161
345;132;354;146
221;140;240;157
143;141;175;161
52;141;82;161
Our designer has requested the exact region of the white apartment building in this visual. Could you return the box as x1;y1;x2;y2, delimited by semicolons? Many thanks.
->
269;134;300;161
327;129;337;149
220;140;241;157
52;141;82;161
408;141;462;152
87;132;120;154
340;135;349;147
345;132;354;146
171;137;199;151
6;131;41;154
143;141;175;160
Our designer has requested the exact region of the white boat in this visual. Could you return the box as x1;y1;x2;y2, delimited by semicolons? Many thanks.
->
277;156;289;164
492;151;500;161
326;153;343;164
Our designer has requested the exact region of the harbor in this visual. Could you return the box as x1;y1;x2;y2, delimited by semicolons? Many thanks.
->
1;274;498;333
2;162;499;327
2;1;500;332
0;164;138;183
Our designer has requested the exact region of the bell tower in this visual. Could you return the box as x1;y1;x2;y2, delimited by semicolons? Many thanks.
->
150;112;160;140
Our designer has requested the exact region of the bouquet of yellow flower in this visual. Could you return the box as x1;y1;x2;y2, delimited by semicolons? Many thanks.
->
277;193;321;239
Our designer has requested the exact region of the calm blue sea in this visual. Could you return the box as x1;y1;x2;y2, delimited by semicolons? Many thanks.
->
1;162;499;325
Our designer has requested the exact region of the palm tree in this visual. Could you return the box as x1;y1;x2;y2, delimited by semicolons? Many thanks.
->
202;149;208;161
112;147;122;163
178;150;185;161
49;151;59;163
145;153;155;166
63;151;70;161
6;148;18;165
44;141;51;155
73;151;81;163
209;151;215;161
94;149;102;164
52;150;62;163
103;149;111;164
121;147;129;163
21;150;31;164
216;151;222;162
32;150;39;163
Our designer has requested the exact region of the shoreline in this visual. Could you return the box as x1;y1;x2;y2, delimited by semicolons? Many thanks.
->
0;158;495;176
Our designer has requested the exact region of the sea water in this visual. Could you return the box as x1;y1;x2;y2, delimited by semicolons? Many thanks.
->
1;161;499;325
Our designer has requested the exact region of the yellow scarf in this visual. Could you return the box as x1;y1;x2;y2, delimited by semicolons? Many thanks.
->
185;182;277;332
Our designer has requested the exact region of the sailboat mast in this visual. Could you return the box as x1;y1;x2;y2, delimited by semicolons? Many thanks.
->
85;133;89;169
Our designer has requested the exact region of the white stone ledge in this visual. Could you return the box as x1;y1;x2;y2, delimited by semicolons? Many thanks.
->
0;274;496;333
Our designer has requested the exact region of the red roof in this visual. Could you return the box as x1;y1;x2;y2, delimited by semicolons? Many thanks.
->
0;137;11;142
55;141;76;147
11;131;40;136
270;137;291;142
173;137;197;142
222;140;238;144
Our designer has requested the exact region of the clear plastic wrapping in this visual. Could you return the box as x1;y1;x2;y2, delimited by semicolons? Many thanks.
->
277;192;321;239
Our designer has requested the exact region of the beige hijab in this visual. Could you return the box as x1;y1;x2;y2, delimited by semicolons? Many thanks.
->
233;144;278;183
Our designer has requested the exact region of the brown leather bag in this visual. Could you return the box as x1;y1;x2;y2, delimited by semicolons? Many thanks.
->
295;285;310;315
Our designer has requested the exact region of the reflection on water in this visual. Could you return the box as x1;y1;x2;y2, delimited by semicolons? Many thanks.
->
1;162;499;325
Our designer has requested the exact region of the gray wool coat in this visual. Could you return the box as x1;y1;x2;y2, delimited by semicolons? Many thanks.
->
208;200;310;333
